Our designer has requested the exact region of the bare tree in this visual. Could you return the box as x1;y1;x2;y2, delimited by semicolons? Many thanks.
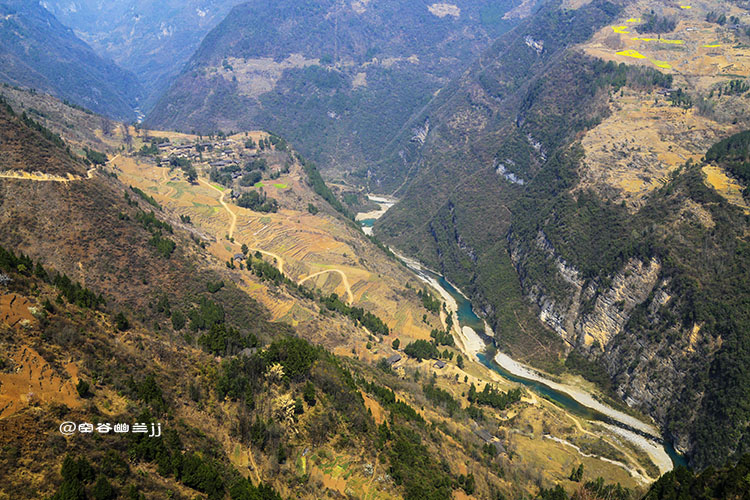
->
122;124;133;151
101;116;114;137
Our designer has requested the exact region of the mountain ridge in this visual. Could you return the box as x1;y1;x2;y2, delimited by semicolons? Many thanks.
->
0;0;142;120
376;0;750;469
145;0;523;177
41;0;249;111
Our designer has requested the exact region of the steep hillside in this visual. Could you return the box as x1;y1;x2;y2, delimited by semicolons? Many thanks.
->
376;0;750;470
0;0;142;120
146;0;524;177
0;78;477;500
0;83;129;154
378;0;625;366
41;0;247;111
0;97;86;178
644;453;750;499
1;88;681;499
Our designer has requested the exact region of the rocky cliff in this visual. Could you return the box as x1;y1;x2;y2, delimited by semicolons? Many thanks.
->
507;176;736;462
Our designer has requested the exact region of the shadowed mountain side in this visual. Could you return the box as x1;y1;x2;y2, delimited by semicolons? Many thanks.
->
146;0;523;177
42;0;249;111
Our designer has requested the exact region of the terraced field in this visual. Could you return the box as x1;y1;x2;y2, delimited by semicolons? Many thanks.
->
584;1;750;84
577;0;750;208
110;139;441;353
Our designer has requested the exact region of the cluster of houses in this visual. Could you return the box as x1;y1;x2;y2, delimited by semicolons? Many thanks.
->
154;138;258;174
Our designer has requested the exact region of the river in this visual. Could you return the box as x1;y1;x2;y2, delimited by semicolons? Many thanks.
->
356;195;685;478
355;195;398;235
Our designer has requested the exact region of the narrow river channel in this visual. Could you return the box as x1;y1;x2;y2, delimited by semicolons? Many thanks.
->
357;194;685;477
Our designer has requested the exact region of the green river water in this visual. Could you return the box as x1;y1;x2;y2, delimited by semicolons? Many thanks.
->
432;271;686;468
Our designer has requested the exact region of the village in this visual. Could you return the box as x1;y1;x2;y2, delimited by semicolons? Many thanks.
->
133;130;293;202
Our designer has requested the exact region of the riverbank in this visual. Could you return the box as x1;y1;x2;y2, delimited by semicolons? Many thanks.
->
597;424;673;476
492;351;660;438
399;253;661;436
355;195;397;235
398;255;674;477
389;250;483;355
355;195;675;480
543;435;652;484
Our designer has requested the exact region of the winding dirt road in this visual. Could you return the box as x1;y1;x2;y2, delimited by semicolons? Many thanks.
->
561;412;657;483
199;179;238;238
160;167;176;198
200;178;358;303
298;269;354;305
0;166;98;182
253;249;286;275
200;178;361;297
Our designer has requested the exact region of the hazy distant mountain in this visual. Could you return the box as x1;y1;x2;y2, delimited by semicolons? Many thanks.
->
41;0;248;111
0;0;142;120
146;0;523;175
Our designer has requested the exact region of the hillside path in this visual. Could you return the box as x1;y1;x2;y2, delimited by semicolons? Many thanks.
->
0;165;98;182
199;178;363;306
247;448;261;485
160;166;176;198
199;178;289;275
562;412;657;483
298;269;354;305
199;179;238;238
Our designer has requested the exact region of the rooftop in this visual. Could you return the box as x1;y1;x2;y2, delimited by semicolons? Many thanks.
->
385;354;402;365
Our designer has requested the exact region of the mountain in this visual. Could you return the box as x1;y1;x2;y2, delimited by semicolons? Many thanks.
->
376;0;750;470
5;0;750;495
0;0;142;120
145;0;526;177
40;0;248;111
0;92;585;500
0;97;444;499
7;84;714;499
378;0;624;364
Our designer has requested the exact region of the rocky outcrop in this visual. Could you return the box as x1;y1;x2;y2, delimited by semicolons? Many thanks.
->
576;257;661;348
508;229;714;454
511;231;662;348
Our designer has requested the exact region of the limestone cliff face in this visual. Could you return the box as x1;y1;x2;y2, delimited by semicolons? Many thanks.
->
510;231;661;346
575;257;661;348
509;230;715;454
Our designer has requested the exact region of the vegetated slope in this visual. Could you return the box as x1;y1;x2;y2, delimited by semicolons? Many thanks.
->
368;0;622;194
0;83;123;154
146;0;521;177
0;257;647;500
377;0;750;471
0;91;564;500
643;453;750;499
377;0;625;367
0;100;275;332
509;141;750;471
102;126;666;496
1;247;417;499
0;91;360;500
42;0;248;111
0;0;142;120
0;97;85;177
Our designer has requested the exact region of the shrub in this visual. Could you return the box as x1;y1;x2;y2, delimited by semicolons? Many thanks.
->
76;379;92;398
403;340;439;361
114;312;130;331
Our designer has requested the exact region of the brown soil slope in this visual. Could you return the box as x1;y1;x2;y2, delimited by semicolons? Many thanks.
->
0;100;84;177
